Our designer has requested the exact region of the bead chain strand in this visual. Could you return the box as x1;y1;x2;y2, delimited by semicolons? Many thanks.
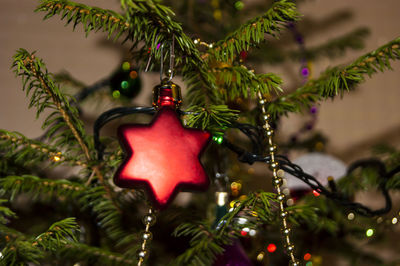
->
257;92;299;266
137;208;156;266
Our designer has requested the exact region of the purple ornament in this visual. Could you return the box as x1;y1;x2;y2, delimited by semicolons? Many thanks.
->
295;35;304;44
213;241;252;266
301;67;309;77
156;43;161;50
310;106;317;114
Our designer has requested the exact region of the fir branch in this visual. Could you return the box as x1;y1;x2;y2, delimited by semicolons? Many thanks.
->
171;222;229;266
0;130;87;168
268;37;400;118
121;0;202;63
35;0;225;124
183;63;220;106
12;49;91;161
248;28;369;65
36;0;129;39
58;242;135;265
184;105;239;132
78;186;133;245
290;28;370;61
0;199;16;225
33;217;78;250
0;226;43;265
0;175;130;245
172;191;277;265
37;0;203;67
212;66;283;99
0;175;85;201
216;191;277;236
207;0;300;62
0;218;79;265
13;49;117;207
373;144;400;170
287;203;339;234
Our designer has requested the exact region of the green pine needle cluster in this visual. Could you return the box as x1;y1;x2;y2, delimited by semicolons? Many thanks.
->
37;0;129;39
209;1;300;62
13;49;92;163
268;37;400;118
1;218;78;265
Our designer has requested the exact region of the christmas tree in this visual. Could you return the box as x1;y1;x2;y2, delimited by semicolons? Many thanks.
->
1;0;400;265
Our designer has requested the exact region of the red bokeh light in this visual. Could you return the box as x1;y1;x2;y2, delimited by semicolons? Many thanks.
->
267;243;277;253
312;190;320;197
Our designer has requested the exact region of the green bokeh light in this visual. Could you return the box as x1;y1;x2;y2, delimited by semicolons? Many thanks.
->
121;80;129;89
122;61;130;71
212;135;223;144
112;90;121;99
234;1;244;10
306;262;313;266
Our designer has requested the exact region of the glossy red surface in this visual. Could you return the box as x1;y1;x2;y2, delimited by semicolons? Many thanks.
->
114;107;210;209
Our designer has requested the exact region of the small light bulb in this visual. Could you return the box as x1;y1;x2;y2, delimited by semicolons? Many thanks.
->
237;217;247;225
51;152;62;162
366;228;374;237
286;198;294;206
312;190;320;197
256;252;264;261
216;192;228;206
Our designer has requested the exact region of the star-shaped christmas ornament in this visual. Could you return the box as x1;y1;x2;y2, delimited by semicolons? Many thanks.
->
114;106;210;209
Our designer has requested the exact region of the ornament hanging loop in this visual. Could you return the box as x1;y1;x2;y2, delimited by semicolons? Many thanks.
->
169;35;175;81
159;35;175;82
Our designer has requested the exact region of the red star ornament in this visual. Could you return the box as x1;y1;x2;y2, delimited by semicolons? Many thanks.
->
114;106;211;209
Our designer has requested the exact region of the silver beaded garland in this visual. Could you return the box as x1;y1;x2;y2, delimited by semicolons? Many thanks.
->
142;232;153;241
142;213;156;226
257;91;299;264
137;208;156;266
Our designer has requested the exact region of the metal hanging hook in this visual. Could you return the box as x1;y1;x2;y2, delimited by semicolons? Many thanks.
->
168;35;175;81
158;35;175;82
160;44;165;82
144;54;152;73
144;35;175;81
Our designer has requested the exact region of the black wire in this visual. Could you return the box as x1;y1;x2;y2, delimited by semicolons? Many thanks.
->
222;123;399;217
74;78;110;102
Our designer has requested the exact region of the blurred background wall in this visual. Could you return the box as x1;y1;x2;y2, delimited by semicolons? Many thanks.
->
0;0;399;163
